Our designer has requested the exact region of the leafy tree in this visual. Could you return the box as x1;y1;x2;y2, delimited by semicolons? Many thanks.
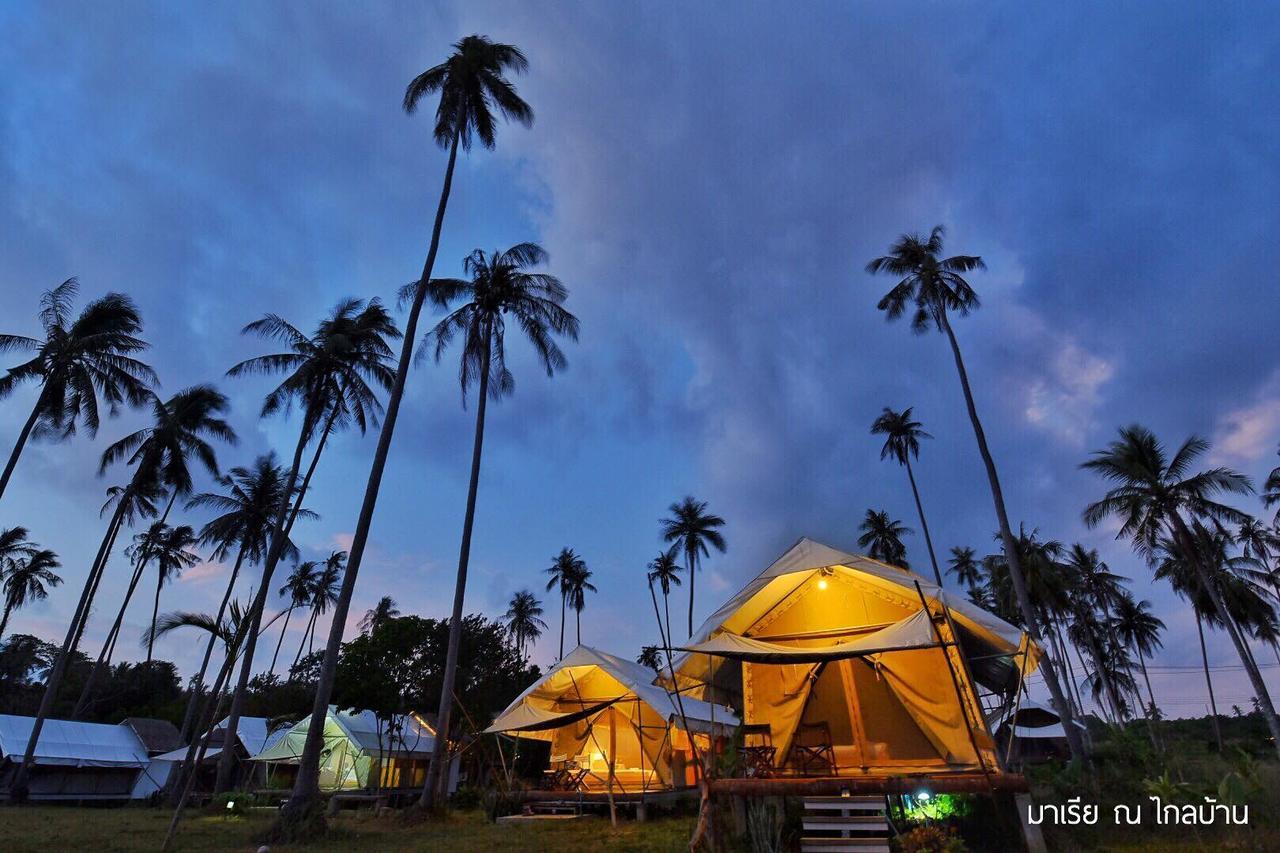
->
661;496;727;638
871;406;942;583
0;279;156;501
857;509;912;569
272;36;534;836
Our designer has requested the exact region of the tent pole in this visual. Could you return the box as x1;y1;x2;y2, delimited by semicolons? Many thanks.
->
1005;646;1031;769
912;582;993;790
607;707;617;827
938;593;1003;771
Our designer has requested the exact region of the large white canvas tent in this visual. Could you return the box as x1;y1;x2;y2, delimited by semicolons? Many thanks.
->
0;714;170;800
486;645;739;792
676;538;1037;777
250;706;457;793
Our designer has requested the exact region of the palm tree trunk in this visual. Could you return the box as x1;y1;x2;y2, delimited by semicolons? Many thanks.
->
903;457;942;585
1195;610;1224;752
686;547;696;640
180;546;247;741
936;310;1086;762
73;548;149;718
559;592;566;658
146;566;163;666
422;325;492;810
268;606;292;678
274;126;462;839
10;498;127;799
664;591;674;654
0;600;13;640
649;581;668;655
0;396;42;503
213;421;311;795
1137;650;1158;716
1169;512;1280;757
292;609;317;674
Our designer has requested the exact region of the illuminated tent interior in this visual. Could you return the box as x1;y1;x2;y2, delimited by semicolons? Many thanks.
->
676;538;1037;777
485;645;739;792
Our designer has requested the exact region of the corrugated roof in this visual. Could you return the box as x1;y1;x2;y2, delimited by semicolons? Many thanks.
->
0;714;150;768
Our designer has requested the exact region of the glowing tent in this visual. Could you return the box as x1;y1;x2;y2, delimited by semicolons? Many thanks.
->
676;538;1037;777
485;645;738;791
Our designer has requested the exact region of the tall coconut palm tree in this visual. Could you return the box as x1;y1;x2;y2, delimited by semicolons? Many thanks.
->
545;548;586;659
1064;544;1129;720
213;299;396;795
12;386;233;799
177;454;307;738
1082;425;1280;756
1236;516;1280;602
647;547;684;651
137;524;199;666
265;37;534;841
947;546;982;591
271;560;320;677
637;645;663;673
411;241;577;808
360;596;402;636
857;509;912;569
1113;593;1164;718
1263;446;1280;524
0;542;61;639
661;496;727;639
290;552;344;675
567;563;597;646
0;279;157;501
871;407;942;584
503;590;546;659
867;225;1085;762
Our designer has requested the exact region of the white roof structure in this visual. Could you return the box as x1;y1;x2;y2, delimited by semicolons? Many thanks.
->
0;715;150;768
486;645;739;738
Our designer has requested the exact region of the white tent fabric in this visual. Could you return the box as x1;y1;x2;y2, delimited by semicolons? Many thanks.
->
0;714;150;768
485;645;738;737
250;707;437;763
681;609;939;662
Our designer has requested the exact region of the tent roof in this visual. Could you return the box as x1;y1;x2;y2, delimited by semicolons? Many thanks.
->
485;645;738;736
122;717;183;754
681;608;940;662
211;716;275;755
249;707;437;763
0;714;150;768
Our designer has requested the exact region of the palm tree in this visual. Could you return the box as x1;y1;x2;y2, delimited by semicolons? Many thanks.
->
1064;544;1129;719
267;37;533;840
291;551;344;675
871;407;942;583
647;547;684;650
857;509;912;569
545;548;586;659
12;386;233;799
213;299;396;795
503;591;546;659
271;560;320;677
137;525;199;666
1082;424;1280;756
567;562;597;646
178;453;307;738
947;546;982;590
360;596;402;635
412;242;577;808
0;542;61;639
1236;516;1280;600
661;496;727;639
867;225;1085;761
1113;593;1165;718
1263;446;1280;524
152;600;246;653
0;279;156;501
637;646;663;673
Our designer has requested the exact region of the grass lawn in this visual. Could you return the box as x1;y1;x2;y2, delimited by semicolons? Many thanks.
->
1;806;696;852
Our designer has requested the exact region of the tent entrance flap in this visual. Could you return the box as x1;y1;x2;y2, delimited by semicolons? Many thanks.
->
483;699;619;734
681;608;940;663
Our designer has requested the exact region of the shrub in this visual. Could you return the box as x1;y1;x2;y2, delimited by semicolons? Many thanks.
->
896;824;967;853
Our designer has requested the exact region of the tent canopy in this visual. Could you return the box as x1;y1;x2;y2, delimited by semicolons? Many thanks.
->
673;538;1022;775
0;714;150;768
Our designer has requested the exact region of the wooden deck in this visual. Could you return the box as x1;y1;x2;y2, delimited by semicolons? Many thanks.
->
709;770;1027;796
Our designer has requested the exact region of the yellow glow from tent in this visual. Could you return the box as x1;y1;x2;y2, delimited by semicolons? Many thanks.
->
817;578;828;590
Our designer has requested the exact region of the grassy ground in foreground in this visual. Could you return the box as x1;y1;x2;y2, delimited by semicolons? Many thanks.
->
0;806;695;853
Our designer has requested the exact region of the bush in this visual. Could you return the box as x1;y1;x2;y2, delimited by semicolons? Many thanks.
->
896;824;967;853
451;785;482;810
208;791;258;816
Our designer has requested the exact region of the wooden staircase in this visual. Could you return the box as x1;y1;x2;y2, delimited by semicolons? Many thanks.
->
800;795;891;853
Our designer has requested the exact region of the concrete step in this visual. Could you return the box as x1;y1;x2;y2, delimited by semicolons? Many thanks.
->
803;796;886;812
802;816;889;832
800;840;890;853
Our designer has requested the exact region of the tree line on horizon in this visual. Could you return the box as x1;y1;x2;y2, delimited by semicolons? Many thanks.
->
2;29;1280;848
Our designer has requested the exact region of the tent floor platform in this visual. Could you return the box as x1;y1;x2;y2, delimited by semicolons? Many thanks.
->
517;787;700;805
710;770;1027;796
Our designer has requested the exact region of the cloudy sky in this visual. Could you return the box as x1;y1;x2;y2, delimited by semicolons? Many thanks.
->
2;2;1279;719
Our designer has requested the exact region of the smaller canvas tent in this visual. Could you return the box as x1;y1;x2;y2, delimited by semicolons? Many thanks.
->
250;707;455;793
486;645;739;792
676;538;1036;777
0;714;159;800
151;715;288;791
989;699;1084;765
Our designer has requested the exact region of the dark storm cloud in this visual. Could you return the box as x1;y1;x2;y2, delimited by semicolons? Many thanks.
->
1;1;1276;714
